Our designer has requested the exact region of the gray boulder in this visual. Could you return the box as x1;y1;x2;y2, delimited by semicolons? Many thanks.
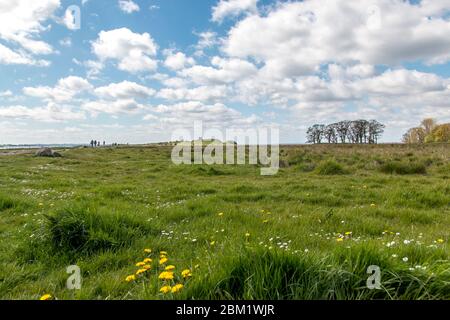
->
35;148;62;157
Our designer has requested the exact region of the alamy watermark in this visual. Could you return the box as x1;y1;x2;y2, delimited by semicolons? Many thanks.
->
170;121;280;176
66;265;82;290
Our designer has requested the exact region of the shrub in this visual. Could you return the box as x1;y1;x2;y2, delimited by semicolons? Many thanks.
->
315;160;347;175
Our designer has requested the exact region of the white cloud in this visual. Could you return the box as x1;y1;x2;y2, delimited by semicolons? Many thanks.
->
223;1;450;78
157;85;228;102
0;0;59;64
0;103;85;122
92;28;158;73
194;31;218;56
83;99;146;115
212;0;258;23
118;0;140;14
0;90;13;97
59;37;72;48
23;76;92;102
180;56;257;85
164;51;195;71
146;101;260;128
94;81;155;100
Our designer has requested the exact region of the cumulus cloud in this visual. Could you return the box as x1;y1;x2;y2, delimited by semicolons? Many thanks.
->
94;81;155;100
118;0;140;14
212;0;258;23
0;103;85;122
157;85;228;102
23;76;93;102
0;0;59;65
92;28;158;73
222;1;450;77
180;56;257;85
164;51;195;71
145;101;260;128
83;99;146;115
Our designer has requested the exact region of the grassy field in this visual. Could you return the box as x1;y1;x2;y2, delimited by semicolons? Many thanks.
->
0;143;449;300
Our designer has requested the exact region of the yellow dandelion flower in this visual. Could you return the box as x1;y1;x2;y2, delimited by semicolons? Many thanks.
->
144;248;152;254
158;271;174;280
182;269;192;278
437;239;444;243
165;265;176;271
136;262;146;267
218;212;224;216
159;257;168;265
125;275;136;282
40;294;52;301
345;231;352;236
160;286;172;294
171;284;184;293
336;238;344;242
143;265;151;270
136;268;147;275
143;258;152;263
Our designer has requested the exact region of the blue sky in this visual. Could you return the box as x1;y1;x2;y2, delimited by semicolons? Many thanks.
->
1;0;450;144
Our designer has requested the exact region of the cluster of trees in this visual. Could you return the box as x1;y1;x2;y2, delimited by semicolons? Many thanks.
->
403;118;450;143
306;120;385;144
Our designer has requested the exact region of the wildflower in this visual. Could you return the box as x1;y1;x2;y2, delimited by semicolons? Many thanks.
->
192;239;197;242
143;258;152;263
370;203;376;207
345;231;352;236
144;248;152;254
336;238;344;242
402;257;408;262
165;265;176;271
392;254;398;258
182;269;192;278
403;240;411;245
125;275;136;282
159;257;168;265
136;268;148;275
160;251;168;255
172;284;184;293
160;286;172;294
218;212;224;216
210;241;216;246
136;262;146;267
437;239;444;244
143;265;151;270
159;271;174;280
245;232;250;237
40;294;52;301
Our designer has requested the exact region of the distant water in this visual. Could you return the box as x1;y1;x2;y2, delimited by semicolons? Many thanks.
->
0;144;84;150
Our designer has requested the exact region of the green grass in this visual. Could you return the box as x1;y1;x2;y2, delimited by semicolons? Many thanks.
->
0;143;448;300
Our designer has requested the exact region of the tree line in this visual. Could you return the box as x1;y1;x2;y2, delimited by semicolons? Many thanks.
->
403;118;450;143
306;120;385;144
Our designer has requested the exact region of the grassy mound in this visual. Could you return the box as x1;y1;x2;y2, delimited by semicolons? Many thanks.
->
315;160;347;175
20;204;157;262
185;248;450;300
379;161;427;175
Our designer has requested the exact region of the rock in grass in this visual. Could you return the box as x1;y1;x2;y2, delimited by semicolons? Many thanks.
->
35;148;62;158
